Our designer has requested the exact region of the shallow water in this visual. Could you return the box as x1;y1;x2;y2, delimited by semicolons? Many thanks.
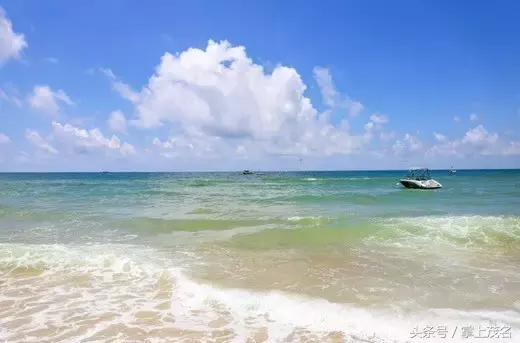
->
0;170;519;342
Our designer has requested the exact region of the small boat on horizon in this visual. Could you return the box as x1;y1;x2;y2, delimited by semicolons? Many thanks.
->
449;166;456;175
243;170;254;175
399;168;442;189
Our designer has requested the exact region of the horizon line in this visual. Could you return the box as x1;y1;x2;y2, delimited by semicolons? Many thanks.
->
1;168;519;173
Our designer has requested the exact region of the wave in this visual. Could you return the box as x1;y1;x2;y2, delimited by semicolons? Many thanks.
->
120;214;347;235
262;176;383;184
0;204;69;221
378;215;520;248
216;215;520;251
120;217;269;233
180;178;237;188
1;243;518;342
248;192;386;205
170;268;520;343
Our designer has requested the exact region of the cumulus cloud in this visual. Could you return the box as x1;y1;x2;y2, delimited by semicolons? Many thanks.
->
51;121;135;156
120;142;136;156
313;66;363;117
28;85;75;116
369;114;389;124
107;40;370;158
379;131;396;142
107;110;127;133
0;133;10;144
25;130;58;154
429;125;518;157
392;134;423;155
0;8;27;64
433;133;447;142
152;128;229;158
469;113;478;121
362;113;390;141
462;125;497;147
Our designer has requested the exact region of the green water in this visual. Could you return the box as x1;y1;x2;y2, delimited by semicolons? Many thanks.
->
0;170;519;342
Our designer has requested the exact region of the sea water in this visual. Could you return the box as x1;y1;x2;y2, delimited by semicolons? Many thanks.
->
0;170;519;342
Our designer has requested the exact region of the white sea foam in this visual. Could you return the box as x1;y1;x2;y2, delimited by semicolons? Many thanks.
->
286;216;322;221
1;243;519;342
377;215;520;247
169;267;520;342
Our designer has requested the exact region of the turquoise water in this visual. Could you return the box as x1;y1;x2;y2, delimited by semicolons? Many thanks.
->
1;170;519;342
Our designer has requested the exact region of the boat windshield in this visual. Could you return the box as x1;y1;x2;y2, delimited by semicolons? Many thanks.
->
404;168;432;180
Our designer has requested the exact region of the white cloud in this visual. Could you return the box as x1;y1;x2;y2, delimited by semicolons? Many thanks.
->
433;133;447;142
461;124;497;147
313;66;363;117
108;40;369;158
107;110;127;133
0;8;27;64
503;142;520;156
16;151;30;163
453;116;460;123
363;113;389;140
364;121;374;132
0;133;10;144
379;131;395;142
392;134;423;155
45;57;59;64
152;129;227;158
100;68;140;103
51;121;136;156
0;87;22;107
429;125;518;157
120;142;136;156
28;85;75;116
347;100;364;118
313;66;337;108
469;113;478;121
236;145;247;155
369;113;388;124
25;130;58;154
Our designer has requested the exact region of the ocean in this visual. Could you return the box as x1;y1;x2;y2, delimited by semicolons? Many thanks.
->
0;170;519;343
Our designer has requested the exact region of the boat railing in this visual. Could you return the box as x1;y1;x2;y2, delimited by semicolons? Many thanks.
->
404;168;432;181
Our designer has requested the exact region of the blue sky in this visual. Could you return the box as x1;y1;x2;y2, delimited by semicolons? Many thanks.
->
1;0;519;171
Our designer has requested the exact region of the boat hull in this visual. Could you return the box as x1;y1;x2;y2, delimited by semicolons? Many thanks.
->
400;179;442;189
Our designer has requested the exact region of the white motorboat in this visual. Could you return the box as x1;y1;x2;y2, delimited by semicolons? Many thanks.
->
400;168;442;189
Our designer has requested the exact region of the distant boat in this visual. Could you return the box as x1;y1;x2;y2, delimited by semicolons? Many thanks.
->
400;168;442;189
449;166;456;175
243;170;254;175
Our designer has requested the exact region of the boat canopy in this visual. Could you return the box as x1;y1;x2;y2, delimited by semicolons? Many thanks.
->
404;168;432;181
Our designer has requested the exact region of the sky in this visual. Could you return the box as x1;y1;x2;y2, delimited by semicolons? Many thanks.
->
0;0;519;172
